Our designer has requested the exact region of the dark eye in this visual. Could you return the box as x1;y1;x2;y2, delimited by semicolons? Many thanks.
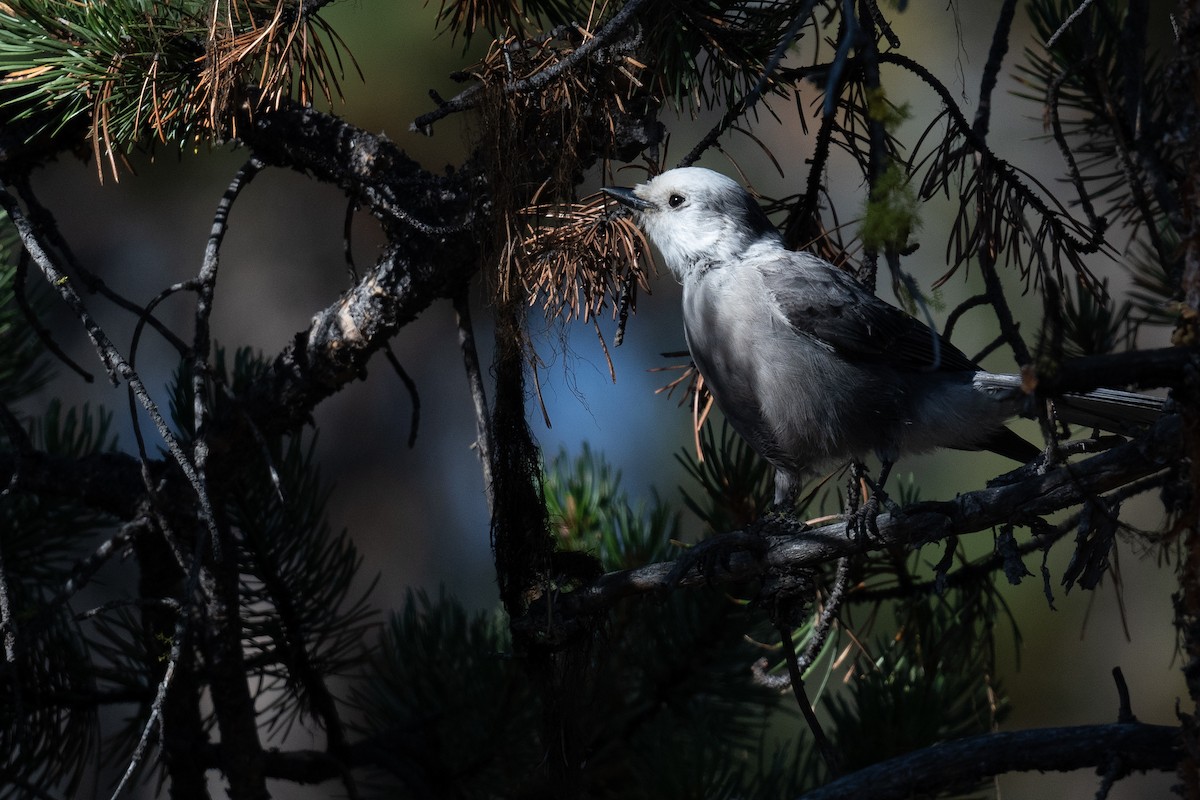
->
668;193;685;208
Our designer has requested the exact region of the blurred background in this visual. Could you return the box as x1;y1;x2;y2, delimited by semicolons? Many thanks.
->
15;1;1185;797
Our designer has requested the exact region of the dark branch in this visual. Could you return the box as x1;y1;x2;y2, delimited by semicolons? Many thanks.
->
796;722;1178;800
1034;345;1200;395
409;0;649;134
513;414;1181;642
232;107;482;435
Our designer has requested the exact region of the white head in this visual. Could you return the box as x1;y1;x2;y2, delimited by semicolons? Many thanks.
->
603;167;782;281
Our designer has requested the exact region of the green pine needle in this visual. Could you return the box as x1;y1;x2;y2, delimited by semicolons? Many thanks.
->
0;0;356;177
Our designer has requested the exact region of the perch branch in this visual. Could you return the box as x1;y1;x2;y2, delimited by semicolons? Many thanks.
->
796;721;1178;800
513;414;1181;641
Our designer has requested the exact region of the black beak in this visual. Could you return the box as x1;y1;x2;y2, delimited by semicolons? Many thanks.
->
602;186;652;211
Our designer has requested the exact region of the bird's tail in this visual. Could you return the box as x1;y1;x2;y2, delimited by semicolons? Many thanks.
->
973;372;1166;435
1054;387;1165;433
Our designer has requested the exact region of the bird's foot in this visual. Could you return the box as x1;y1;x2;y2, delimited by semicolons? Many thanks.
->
845;463;898;544
845;496;880;544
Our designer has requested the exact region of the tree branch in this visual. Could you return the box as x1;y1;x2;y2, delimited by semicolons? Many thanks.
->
513;414;1182;642
228;107;484;435
1034;345;1200;395
409;0;649;135
796;722;1178;800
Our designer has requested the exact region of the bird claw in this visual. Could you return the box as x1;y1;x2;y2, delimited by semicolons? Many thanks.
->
845;485;898;544
844;460;898;544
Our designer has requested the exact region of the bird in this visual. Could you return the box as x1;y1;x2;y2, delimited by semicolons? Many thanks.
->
603;167;1162;507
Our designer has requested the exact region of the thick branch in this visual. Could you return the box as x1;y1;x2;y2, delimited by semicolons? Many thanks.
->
240;105;482;235
230;107;484;434
242;240;477;435
514;414;1182;640
797;722;1179;800
1035;345;1200;395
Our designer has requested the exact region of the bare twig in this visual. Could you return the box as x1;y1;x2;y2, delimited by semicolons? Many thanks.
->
50;520;144;608
191;156;263;566
942;293;990;341
12;252;93;382
781;623;840;777
410;0;650;134
1046;64;1108;239
1113;666;1137;723
1046;0;1100;48
13;177;190;358
680;0;820;167
74;596;181;622
799;556;851;672
824;0;859;120
796;722;1177;800
0;183;225;560
109;519;211;800
454;288;494;513
108;597;190;800
382;345;421;448
972;0;1019;138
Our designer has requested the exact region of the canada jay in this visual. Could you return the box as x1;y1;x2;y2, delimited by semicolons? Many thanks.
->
604;167;1161;505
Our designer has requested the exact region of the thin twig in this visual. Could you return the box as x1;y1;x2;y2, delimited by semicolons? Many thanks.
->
1047;64;1107;239
454;288;494;513
109;523;209;800
411;0;650;133
1092;754;1123;800
975;170;1032;365
942;293;990;341
799;556;851;671
14;177;190;358
50;520;144;609
192;157;263;565
1046;0;1099;48
781;623;840;776
1112;666;1136;723
0;515;20;679
824;0;860;120
972;0;1018;138
679;0;820;167
108;595;189;800
0;183;225;560
12;252;93;382
382;344;420;448
74;596;181;622
797;722;1175;800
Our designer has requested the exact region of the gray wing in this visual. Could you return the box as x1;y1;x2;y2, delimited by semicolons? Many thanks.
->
764;256;978;373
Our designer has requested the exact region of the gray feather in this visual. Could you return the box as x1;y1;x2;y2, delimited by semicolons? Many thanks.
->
604;167;1164;505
